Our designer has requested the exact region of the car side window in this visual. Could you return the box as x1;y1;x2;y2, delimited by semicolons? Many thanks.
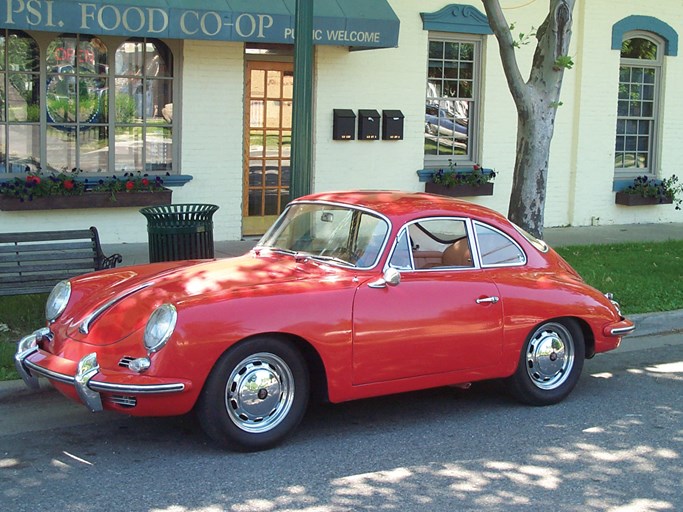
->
474;222;526;267
389;218;474;270
388;230;412;270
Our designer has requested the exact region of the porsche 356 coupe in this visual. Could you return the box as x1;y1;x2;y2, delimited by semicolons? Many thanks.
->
16;191;635;451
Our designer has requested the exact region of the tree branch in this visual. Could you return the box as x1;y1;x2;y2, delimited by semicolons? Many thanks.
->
481;0;527;106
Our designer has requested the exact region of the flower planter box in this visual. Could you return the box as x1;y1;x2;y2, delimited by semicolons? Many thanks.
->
615;192;672;206
425;182;494;197
0;188;172;211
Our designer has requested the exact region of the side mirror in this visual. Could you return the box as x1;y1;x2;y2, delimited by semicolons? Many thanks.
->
368;267;401;289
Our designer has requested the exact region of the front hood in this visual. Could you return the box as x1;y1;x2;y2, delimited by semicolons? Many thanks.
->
57;253;331;346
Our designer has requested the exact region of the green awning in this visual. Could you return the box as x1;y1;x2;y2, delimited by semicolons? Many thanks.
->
0;0;399;48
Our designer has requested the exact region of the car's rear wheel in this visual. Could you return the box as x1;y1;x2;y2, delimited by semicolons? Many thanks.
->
197;337;309;451
508;319;585;406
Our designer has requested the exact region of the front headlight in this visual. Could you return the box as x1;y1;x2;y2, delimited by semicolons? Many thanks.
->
144;304;177;353
46;281;71;322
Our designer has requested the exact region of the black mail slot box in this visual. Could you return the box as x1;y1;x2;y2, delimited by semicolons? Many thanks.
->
358;109;380;140
382;110;404;140
333;109;356;140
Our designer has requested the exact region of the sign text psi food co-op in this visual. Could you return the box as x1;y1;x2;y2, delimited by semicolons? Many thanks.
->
1;0;394;47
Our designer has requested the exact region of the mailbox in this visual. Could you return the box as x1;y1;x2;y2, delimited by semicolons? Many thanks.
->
382;110;404;140
333;109;356;140
358;109;380;140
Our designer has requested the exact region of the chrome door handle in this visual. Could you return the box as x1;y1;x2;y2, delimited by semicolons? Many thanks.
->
476;296;499;304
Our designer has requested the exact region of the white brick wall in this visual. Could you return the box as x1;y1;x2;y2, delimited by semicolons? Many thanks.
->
2;1;681;241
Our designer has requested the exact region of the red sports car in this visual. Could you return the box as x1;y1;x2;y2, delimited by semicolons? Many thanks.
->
15;191;635;451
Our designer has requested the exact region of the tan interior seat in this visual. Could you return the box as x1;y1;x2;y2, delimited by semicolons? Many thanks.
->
441;238;473;267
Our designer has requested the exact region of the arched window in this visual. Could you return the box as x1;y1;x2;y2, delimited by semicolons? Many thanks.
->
614;33;662;175
0;30;39;173
0;32;174;178
45;34;108;172
114;39;173;173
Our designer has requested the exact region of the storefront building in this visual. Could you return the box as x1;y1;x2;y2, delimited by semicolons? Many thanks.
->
0;0;680;243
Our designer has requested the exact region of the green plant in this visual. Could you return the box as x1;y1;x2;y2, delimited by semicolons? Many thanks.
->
509;23;537;48
0;169;86;201
553;55;574;70
0;169;167;203
432;161;496;188
90;172;166;200
621;175;682;210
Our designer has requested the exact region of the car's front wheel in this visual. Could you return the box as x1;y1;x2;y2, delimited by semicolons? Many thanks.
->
197;337;309;451
508;319;585;406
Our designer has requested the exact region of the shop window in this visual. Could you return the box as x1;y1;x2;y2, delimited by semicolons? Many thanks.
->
0;31;174;177
0;31;40;173
114;39;173;173
614;33;662;177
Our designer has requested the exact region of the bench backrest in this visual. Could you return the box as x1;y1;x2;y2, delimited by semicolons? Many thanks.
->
0;227;118;296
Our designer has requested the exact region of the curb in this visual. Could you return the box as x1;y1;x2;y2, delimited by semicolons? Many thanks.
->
2;309;682;400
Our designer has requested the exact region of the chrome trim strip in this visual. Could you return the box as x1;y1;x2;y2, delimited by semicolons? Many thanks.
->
611;325;636;336
90;381;185;394
80;282;155;334
24;359;75;385
22;358;185;394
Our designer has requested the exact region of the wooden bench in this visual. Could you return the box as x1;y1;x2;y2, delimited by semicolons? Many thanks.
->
0;227;122;296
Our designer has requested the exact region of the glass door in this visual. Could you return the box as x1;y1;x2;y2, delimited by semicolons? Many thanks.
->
243;61;293;236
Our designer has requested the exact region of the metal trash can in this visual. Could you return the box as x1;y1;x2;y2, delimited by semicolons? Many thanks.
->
140;204;219;262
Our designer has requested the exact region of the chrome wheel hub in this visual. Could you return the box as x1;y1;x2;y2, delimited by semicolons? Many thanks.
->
525;323;575;390
225;353;294;433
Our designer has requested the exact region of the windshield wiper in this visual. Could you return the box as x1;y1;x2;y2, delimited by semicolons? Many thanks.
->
305;254;355;267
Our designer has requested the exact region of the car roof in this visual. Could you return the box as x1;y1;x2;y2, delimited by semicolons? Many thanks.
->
294;190;510;225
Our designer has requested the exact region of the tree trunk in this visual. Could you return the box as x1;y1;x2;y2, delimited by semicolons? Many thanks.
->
482;0;575;238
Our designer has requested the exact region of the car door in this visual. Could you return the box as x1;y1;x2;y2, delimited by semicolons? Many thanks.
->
351;218;504;386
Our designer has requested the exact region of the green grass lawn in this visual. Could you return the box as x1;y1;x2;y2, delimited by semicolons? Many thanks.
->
0;293;47;381
556;240;683;315
1;240;682;382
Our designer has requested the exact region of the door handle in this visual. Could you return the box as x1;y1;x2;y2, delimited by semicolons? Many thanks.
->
476;296;499;304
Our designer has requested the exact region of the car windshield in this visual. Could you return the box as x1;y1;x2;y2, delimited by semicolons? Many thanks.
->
257;203;389;268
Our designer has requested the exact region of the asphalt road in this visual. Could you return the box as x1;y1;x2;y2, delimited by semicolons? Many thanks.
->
1;332;682;512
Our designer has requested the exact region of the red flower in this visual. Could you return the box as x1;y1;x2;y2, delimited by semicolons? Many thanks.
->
141;178;150;186
473;164;481;171
26;175;41;185
125;180;135;190
63;179;75;190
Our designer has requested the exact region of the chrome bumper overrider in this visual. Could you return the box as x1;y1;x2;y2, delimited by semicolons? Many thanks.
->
15;329;186;412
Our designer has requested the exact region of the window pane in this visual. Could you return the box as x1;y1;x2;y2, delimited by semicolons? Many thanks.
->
7;33;39;72
8;125;39;171
147;78;172;122
428;41;443;59
46;125;76;170
7;72;39;122
621;38;657;60
475;223;525;266
115;126;143;171
79;126;108;172
114;78;142;122
145;126;172;171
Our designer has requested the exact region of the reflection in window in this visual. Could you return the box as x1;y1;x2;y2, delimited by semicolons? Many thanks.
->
425;37;479;165
0;30;39;173
46;35;108;172
115;39;173;173
615;36;660;174
0;32;174;177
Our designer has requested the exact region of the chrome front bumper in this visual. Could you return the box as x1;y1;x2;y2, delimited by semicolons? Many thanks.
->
15;329;186;412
